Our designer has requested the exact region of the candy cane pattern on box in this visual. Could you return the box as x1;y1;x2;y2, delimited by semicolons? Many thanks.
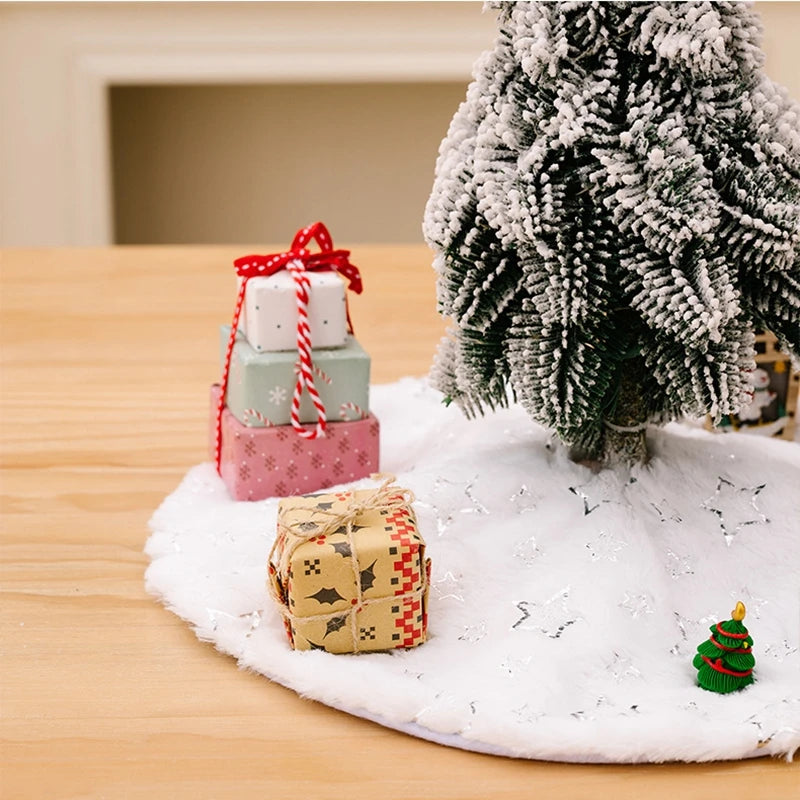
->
340;402;369;421
243;408;275;427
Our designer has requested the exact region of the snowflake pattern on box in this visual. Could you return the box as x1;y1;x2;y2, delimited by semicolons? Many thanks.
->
269;386;288;406
210;385;380;501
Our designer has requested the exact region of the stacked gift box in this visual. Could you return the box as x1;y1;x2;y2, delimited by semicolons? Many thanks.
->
211;224;380;501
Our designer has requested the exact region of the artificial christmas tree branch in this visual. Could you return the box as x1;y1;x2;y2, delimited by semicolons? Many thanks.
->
424;1;800;465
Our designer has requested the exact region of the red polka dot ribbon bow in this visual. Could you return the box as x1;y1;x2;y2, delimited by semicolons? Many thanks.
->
215;223;363;475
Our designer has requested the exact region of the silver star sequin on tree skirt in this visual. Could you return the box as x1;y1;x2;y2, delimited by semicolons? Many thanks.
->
511;703;544;724
240;609;264;638
681;700;708;717
412;477;455;537
763;640;799;662
415;692;475;734
650;498;683;524
594;696;643;718
416;474;490;536
499;654;532;676
701;477;770;546
731;586;768;619
513;535;542;565
568;484;610;516
512;587;582;638
619;592;654;618
431;570;465;603
458;621;488;643
608;651;642;682
207;607;259;632
746;701;800;750
665;548;694;580
509;484;538;514
757;725;799;750
585;530;628;562
670;611;718;656
462;476;490;515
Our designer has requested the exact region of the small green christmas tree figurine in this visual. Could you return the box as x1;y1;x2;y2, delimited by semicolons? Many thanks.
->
693;601;755;693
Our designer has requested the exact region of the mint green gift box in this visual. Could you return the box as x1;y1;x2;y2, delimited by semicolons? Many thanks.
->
220;326;370;427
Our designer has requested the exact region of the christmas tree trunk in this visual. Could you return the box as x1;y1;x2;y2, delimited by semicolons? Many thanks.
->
602;355;649;466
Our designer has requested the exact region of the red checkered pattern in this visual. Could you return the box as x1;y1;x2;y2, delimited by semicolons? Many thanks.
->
387;507;419;594
386;505;425;645
394;597;424;648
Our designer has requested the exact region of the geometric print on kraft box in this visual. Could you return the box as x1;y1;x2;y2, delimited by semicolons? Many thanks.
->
209;384;380;501
269;487;430;654
386;507;426;647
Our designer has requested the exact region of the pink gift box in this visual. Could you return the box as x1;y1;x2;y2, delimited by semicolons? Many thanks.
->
209;385;380;501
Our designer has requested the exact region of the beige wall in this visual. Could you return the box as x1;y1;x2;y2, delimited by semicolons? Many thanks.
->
0;1;495;247
111;82;469;245
110;2;800;246
759;0;800;99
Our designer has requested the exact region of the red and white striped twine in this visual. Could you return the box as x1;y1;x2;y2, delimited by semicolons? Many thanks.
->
339;402;368;421
215;279;249;473
288;260;327;439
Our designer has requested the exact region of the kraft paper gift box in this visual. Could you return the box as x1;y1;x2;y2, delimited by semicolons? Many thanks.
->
220;326;370;427
268;483;430;654
210;384;380;501
241;271;348;352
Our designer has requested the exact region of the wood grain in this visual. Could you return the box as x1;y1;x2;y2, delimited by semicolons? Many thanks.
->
1;246;796;800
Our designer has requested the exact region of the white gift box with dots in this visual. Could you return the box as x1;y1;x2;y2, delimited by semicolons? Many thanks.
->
242;271;348;352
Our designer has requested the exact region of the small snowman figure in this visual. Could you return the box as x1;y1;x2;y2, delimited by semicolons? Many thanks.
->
738;368;776;424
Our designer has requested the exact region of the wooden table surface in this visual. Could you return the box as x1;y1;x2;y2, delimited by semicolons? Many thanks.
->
1;245;797;800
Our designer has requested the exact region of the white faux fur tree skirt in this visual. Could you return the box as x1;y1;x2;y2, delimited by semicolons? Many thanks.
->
145;379;800;763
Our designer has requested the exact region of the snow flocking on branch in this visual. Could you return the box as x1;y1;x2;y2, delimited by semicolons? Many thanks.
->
424;1;800;458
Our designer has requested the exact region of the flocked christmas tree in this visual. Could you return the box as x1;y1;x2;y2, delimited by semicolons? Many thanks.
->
693;601;755;693
424;1;800;464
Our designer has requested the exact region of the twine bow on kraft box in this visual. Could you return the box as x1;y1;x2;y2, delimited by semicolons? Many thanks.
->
268;475;430;654
211;223;380;501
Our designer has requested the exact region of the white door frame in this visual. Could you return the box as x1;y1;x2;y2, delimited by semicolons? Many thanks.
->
3;3;494;246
